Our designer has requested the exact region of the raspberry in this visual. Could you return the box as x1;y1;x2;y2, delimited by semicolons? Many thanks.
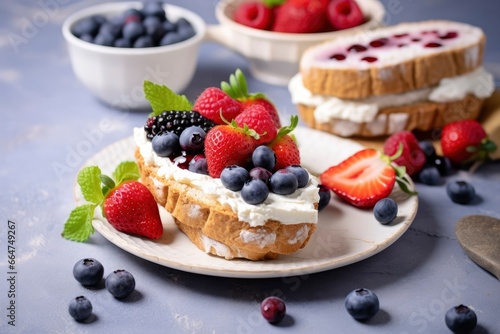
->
233;2;273;30
193;87;243;125
144;110;216;141
327;0;365;30
383;131;426;176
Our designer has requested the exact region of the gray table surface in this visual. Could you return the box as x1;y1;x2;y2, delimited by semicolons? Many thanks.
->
1;0;499;333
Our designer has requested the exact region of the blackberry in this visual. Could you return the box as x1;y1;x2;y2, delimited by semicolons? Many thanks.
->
144;110;216;140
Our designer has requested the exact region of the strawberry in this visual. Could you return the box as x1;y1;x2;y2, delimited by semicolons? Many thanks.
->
62;162;163;242
327;0;365;30
235;104;278;145
233;2;274;30
221;69;281;128
272;0;329;33
383;131;426;177
441;120;497;165
193;87;243;125
204;121;259;178
268;116;301;170
320;149;416;208
103;181;163;239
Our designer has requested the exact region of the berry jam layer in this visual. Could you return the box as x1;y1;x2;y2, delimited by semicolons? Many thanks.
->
301;21;484;69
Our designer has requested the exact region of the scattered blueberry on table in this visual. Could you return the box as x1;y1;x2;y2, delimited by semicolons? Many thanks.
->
73;258;104;286
344;288;380;321
71;1;196;48
68;296;93;321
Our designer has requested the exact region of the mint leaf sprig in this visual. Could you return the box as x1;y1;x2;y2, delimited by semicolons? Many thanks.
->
144;80;193;117
62;161;140;242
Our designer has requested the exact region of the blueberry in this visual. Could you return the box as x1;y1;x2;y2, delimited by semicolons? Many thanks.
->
252;146;276;171
122;21;145;41
142;1;166;20
446;180;475;204
152;131;180;157
260;296;286;324
220;165;249;191
143;15;165;43
318;185;331;211
79;34;94;43
133;35;154;48
285;165;309;188
434;156;453;176
68;296;93;321
269;169;298;195
162;20;176;33
98;22;122;38
114;38;132;48
179;126;206;152
417;165;441;185
445;304;477;334
72;16;100;38
241;179;269;205
105;269;135;299
188;154;208;175
159;31;184;46
373;198;398;224
123;8;144;22
176;19;196;40
73;258;104;286
419;140;436;160
249;167;272;184
93;32;115;46
344;288;379;321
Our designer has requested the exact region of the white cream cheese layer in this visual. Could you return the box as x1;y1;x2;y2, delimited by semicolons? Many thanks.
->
289;66;494;124
134;128;319;227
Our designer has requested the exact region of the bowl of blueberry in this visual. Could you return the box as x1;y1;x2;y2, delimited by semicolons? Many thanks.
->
62;1;206;110
206;0;385;85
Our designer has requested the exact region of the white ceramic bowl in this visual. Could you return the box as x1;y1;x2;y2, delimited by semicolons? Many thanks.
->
62;2;206;110
206;0;385;85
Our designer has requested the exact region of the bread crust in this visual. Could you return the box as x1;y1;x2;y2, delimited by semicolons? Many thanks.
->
300;21;485;99
297;95;484;137
135;148;317;261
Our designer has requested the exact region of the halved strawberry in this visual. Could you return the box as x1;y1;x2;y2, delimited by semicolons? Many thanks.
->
320;148;415;208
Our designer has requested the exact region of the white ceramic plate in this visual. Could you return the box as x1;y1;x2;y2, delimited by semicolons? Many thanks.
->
76;127;418;278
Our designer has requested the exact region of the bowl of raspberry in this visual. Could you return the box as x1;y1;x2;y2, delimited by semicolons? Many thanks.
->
206;0;385;85
62;1;206;110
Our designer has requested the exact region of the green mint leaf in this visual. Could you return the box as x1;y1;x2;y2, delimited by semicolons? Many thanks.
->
113;161;139;184
77;166;104;204
61;204;97;242
100;174;115;198
144;80;192;117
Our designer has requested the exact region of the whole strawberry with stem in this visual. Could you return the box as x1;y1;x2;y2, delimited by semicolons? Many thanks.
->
221;69;281;129
62;161;163;241
441;119;497;165
268;115;301;171
204;120;260;178
193;87;243;125
320;147;416;208
235;104;278;145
